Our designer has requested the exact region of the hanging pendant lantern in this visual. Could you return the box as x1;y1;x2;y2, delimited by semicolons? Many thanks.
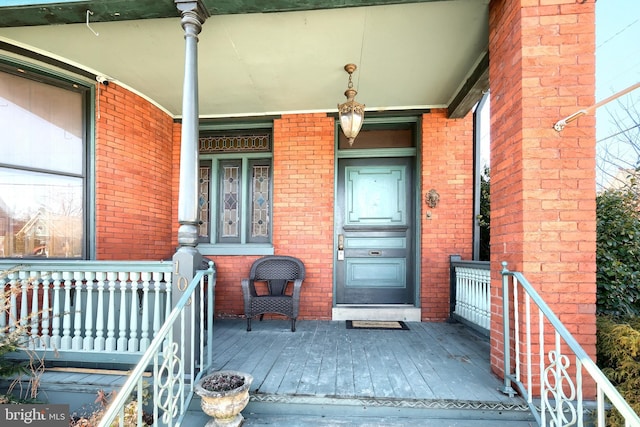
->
338;63;365;146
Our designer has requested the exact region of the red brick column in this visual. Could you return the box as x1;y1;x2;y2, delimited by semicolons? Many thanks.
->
421;109;474;321
95;83;175;260
489;0;597;384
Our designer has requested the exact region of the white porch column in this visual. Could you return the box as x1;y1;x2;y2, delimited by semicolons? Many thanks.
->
174;0;208;377
175;0;208;252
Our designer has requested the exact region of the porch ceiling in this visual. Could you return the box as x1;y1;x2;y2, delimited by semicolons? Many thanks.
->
0;0;489;119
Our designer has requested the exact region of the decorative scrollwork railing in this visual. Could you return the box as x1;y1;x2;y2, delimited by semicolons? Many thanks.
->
501;263;640;427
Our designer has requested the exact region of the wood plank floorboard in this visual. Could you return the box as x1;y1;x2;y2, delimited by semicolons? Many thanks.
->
210;319;522;405
414;322;508;402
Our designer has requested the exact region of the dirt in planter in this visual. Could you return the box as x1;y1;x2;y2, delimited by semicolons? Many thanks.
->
201;373;245;392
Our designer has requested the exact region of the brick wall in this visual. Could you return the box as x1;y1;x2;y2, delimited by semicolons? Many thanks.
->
208;113;336;320
97;89;476;324
489;0;597;377
171;122;181;250
95;83;175;260
421;109;474;321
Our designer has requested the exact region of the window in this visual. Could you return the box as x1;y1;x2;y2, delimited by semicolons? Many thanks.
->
198;131;272;251
0;65;89;259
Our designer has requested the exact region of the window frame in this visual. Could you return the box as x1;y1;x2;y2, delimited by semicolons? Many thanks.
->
197;126;274;256
0;57;95;260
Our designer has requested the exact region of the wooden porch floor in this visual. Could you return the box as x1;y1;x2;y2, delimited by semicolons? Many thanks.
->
1;319;534;425
211;319;524;406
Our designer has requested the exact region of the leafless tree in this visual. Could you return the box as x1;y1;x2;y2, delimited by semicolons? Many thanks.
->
597;94;640;190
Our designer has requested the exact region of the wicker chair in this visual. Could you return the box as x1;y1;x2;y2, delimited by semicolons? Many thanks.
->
241;255;305;332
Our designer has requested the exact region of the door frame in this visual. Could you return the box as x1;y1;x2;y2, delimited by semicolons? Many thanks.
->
332;116;422;317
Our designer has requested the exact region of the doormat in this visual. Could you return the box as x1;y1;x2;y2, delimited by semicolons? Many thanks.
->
346;320;409;330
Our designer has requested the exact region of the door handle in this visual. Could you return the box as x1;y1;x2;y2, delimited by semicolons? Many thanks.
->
338;234;344;250
369;250;381;256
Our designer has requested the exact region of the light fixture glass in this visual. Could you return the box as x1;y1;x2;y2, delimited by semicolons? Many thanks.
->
338;63;365;146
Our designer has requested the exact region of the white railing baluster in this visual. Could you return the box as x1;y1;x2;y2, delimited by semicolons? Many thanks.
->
105;271;117;352
482;269;490;330
152;271;162;344
470;271;476;324
8;272;18;335
140;272;151;351
61;271;73;350
165;271;172;320
84;272;95;351
71;271;84;350
597;384;605;427
465;269;471;321
117;271;129;351
19;271;29;345
41;272;51;349
577;358;584;426
51;272;62;350
513;277;520;382
128;272;140;352
94;272;106;351
525;293;532;398
29;270;40;349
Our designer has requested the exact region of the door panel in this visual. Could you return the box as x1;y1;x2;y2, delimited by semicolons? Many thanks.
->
346;166;406;225
336;157;414;304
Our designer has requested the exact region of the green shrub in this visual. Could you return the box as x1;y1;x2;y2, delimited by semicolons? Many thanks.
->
478;166;490;261
596;184;640;317
597;316;640;426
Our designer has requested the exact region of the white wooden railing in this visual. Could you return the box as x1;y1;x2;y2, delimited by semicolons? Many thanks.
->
449;255;491;336
0;261;173;364
97;263;215;427
501;262;640;427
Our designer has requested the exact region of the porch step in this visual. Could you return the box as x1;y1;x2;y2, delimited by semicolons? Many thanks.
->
186;393;537;426
0;369;130;416
1;371;536;426
332;305;422;321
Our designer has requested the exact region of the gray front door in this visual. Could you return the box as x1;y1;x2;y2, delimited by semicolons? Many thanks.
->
336;157;414;304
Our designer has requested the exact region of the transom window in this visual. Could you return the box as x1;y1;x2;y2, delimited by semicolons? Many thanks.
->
0;65;89;259
198;131;272;248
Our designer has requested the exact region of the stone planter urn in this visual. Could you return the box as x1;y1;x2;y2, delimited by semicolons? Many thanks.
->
194;370;253;427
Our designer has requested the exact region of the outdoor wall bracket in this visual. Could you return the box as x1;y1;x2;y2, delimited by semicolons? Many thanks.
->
426;189;440;208
553;81;640;131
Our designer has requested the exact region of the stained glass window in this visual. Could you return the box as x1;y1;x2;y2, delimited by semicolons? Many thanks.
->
221;162;240;238
198;132;272;245
198;163;210;239
251;164;270;239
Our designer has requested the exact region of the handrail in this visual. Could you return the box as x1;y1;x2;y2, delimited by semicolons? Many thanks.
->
97;262;215;427
0;260;174;272
501;262;640;426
